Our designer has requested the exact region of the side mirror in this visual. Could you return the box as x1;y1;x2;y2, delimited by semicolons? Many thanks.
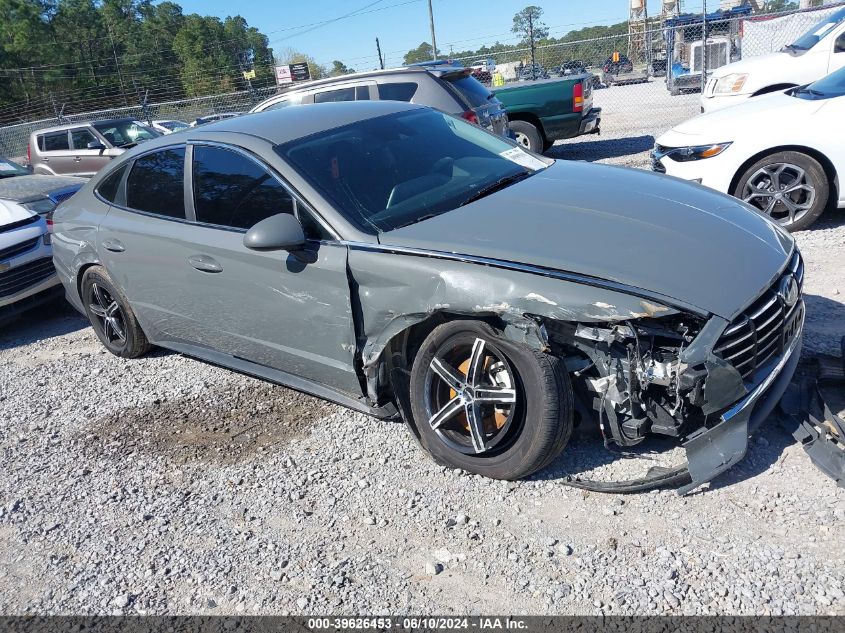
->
835;34;845;53
243;213;306;252
87;141;106;150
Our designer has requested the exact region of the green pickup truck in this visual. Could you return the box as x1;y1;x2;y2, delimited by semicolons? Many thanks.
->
493;74;602;153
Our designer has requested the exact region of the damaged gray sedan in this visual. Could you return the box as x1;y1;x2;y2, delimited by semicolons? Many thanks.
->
51;102;804;492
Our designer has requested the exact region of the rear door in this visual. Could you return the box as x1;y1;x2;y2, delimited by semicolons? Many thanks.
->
37;131;74;175
177;142;359;393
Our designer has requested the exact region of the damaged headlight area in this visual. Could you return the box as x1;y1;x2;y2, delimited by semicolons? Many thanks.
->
544;313;713;448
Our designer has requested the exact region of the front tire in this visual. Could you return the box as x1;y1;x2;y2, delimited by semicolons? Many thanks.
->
81;266;150;358
409;320;573;480
508;120;543;154
733;151;829;232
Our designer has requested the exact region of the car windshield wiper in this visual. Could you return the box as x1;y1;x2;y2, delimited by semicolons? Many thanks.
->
459;171;533;207
392;212;442;230
119;141;138;149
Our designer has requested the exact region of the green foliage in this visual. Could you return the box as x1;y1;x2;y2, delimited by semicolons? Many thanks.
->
511;6;549;47
275;47;327;80
761;0;799;13
0;0;280;122
329;60;354;77
403;42;440;65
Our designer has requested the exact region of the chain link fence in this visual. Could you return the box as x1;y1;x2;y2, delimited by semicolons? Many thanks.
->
1;3;843;164
0;86;278;161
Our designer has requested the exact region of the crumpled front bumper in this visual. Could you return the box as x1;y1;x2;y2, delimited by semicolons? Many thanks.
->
677;309;804;494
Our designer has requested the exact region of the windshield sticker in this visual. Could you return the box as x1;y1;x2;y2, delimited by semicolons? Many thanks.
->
813;23;835;37
499;147;547;171
0;162;19;172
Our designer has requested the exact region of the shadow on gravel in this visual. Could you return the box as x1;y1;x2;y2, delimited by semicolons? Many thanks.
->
0;299;87;350
547;135;655;162
84;382;336;465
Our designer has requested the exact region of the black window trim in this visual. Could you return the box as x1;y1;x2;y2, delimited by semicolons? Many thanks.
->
93;162;130;206
39;129;72;152
103;142;191;223
187;140;340;241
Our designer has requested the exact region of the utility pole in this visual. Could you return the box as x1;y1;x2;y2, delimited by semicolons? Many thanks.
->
700;0;708;94
427;0;438;61
376;38;385;69
105;22;128;106
529;11;536;80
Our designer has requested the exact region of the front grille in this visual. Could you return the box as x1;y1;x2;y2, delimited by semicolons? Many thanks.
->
0;257;55;298
0;215;39;233
714;251;804;382
0;236;40;262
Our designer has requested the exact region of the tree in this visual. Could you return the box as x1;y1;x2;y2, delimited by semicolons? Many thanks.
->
511;6;548;79
329;60;354;76
761;0;798;12
403;41;440;65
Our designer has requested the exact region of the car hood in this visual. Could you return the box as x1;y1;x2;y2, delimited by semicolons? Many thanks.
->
0;198;36;227
709;50;816;89
382;162;794;319
658;90;824;143
0;174;86;204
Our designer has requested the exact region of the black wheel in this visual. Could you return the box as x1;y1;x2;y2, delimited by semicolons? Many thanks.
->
508;120;543;154
733;151;829;232
542;138;555;152
81;266;150;358
409;320;572;480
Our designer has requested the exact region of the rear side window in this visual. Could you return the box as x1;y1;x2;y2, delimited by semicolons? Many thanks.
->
192;145;294;229
444;76;491;108
126;148;185;218
71;128;98;150
42;132;69;151
314;87;356;103
355;86;371;100
377;82;418;102
96;165;127;203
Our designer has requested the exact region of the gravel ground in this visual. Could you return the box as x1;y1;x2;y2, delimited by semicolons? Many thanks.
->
1;101;844;615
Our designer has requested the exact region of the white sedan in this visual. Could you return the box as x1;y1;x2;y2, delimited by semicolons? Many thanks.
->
654;67;845;232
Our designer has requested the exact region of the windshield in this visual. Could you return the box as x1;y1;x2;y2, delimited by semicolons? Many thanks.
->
159;120;189;132
0;156;29;179
93;120;160;147
793;65;845;99
787;6;845;51
276;109;549;234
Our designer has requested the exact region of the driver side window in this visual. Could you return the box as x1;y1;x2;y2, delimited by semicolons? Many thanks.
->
836;32;845;53
192;145;328;239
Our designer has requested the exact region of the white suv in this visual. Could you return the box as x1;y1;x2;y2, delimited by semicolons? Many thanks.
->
701;6;845;112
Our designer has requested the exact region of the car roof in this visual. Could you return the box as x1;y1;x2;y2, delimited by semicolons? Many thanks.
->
136;101;426;150
32;117;139;136
266;65;468;96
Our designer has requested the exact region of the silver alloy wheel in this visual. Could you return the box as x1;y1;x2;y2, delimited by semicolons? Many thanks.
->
514;132;531;149
742;162;816;226
88;283;127;345
424;337;518;455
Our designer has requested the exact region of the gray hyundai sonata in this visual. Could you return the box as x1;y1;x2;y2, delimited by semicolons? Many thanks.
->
52;101;804;492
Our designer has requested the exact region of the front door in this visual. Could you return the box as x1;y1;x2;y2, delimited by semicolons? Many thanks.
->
177;143;359;394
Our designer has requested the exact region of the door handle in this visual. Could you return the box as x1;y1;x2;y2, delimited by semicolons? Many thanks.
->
102;239;125;252
74;156;82;162
188;254;223;273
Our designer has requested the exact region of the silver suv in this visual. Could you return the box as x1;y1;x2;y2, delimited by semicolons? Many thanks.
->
251;65;509;137
28;118;160;177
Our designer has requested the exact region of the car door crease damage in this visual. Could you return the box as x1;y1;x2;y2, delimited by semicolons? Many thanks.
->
50;101;833;494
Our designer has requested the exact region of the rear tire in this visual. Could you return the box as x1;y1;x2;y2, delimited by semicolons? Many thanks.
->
733;151;829;232
508;120;543;154
409;320;573;480
81;266;150;358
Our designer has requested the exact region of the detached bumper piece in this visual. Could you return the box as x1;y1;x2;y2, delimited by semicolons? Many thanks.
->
579;108;602;136
779;341;845;489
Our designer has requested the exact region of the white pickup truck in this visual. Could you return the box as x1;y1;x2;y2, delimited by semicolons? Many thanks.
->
701;5;845;112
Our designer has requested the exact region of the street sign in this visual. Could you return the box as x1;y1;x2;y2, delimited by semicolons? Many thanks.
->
275;65;292;85
242;69;256;80
290;62;311;82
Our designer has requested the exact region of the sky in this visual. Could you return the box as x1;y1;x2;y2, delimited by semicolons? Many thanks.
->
174;0;710;69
